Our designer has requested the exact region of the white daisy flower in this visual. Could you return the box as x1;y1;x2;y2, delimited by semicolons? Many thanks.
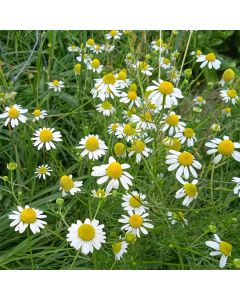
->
175;179;198;206
76;53;91;64
105;30;122;40
168;68;180;84
32;127;62;151
151;39;166;52
76;134;107;160
190;49;202;57
104;43;115;53
67;218;106;255
35;164;52;180
116;71;131;89
160;112;186;136
112;240;128;260
196;52;221;70
59;175;83;197
91;189;111;199
205;136;240;164
119;211;154;238
115;123;141;142
96;101;115;116
175;127;197;147
205;234;232;268
108;123;120;135
232;177;240;197
9;205;47;234
159;57;172;70
32;108;47;121
222;107;231;117
67;44;81;53
128;137;153;163
130;111;156;131
134;61;153;76
167;211;188;227
219;68;235;87
121;191;148;214
146;79;183;109
120;91;141;108
91;156;133;193
86;38;95;49
86;59;103;73
0;104;28;128
47;80;65;92
91;73;120;101
220;89;238;105
193;96;206;106
91;44;104;54
166;150;202;181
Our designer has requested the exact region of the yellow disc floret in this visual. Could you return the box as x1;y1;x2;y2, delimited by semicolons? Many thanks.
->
123;124;135;136
118;71;127;81
114;142;125;156
60;175;74;192
33;109;41;117
78;224;95;241
20;208;37;224
205;53;216;62
218;140;234;156
112;242;122;254
227;89;237;99
197;96;203;103
219;241;232;256
103;73;116;85
128;91;137;101
85;136;99;151
184;128;194;138
163;57;170;65
166;114;179;126
129;195;141;208
101;101;112;110
141;111;152;122
184;183;197;197
110;30;117;37
8;106;19;119
132;139;145;153
52;80;59;86
158;81;174;95
91;59;100;69
39;129;53;142
87;38;95;46
106;162;123;179
222;68;235;82
39;166;47;174
129;214;143;228
178;151;194;166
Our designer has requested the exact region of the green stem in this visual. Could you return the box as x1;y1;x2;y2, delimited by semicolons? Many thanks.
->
69;249;80;270
27;228;34;270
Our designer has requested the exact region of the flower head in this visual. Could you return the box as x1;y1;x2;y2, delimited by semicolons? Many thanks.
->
77;134;107;160
0;104;28;128
32;127;62;150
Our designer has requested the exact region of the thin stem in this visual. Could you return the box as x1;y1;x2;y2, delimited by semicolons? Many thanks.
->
69;249;80;270
27;228;34;270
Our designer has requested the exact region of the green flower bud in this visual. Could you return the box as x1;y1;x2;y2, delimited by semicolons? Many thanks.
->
56;198;64;206
184;68;192;78
2;176;8;181
234;259;240;268
208;224;217;233
125;232;136;244
7;162;17;171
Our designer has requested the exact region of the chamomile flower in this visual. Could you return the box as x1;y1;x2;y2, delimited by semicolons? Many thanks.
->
96;101;115;116
219;68;235;86
205;136;240;164
91;156;133;193
0;104;28;128
134;61;153;76
232;177;240;197
114;142;127;158
32;108;47;121
91;189;111;199
119;211;153;238
67;44;81;53
105;30;122;40
146;79;183;109
77;134;107;160
130;111;156;130
193;96;206;105
9;205;47;234
112;240;128;260
128;137;153;163
196;52;221;70
91;73;120;101
86;38;95;49
121;191;148;214
205;234;232;268
35;164;52;180
166;150;202;181
222;107;231;117
151;38;166;52
116;70;131;88
76;53;91;64
167;211;188;227
47;80;65;92
190;49;202;57
66;218;106;255
175;179;198;206
108;123;120;134
160;112;186;136
115;123;141;142
104;43;115;53
120;91;141;108
32;127;62;150
220;89;238;105
175;127;197;147
159;57;172;70
91;44;104;54
59;175;83;197
87;59;103;73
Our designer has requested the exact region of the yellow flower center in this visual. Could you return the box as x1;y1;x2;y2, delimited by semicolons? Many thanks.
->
128;91;137;101
123;124;135;136
227;89;237;99
103;73;116;85
141;111;152;122
169;138;181;151
163;57;170;65
107;162;123;179
127;108;136;117
95;189;106;198
39;166;47;174
114;142;125;156
178;151;194;166
166;114;179;126
205;53;216;62
129;214;143;228
87;38;95;46
219;241;232;256
184;183;197;197
91;59;100;69
71;45;76;49
196;50;202;56
74;63;81;74
8;106;19;119
197;96;203;102
39;129;53;142
60;175;74;192
33;109;41;117
101;101;112;110
184;128;194;138
224;107;231;113
132;139;145;153
111;123;119;131
112;242;122;254
110;30;117;37
139;61;148;71
78;224;95;241
95;44;101;50
223;68;235;81
129;195;141;208
20;208;37;224
158;81;174;95
118;71;127;81
218;140;234;156
156;39;162;47
85;136;99;151
52;80;59;86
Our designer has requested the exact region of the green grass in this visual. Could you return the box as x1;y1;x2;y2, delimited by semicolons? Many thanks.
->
0;30;240;270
